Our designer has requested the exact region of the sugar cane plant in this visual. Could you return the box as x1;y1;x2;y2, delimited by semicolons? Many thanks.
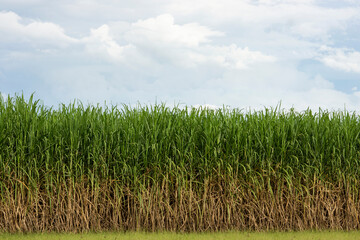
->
0;93;360;232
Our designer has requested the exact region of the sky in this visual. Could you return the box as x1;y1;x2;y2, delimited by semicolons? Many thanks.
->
1;0;360;111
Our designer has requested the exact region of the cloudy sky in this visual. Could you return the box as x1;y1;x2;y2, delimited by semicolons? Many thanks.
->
1;0;360;110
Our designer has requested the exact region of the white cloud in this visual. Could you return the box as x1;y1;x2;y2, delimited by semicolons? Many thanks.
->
312;74;334;89
83;24;130;60
1;1;358;43
82;24;165;71
192;44;276;69
81;14;275;70
1;3;359;112
188;69;358;112
0;11;77;47
0;0;44;4
283;88;359;111
127;14;223;47
165;0;358;39
318;46;360;73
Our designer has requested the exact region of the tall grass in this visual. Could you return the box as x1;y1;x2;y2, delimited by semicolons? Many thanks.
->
1;94;360;232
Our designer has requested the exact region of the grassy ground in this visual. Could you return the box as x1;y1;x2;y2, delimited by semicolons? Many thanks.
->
1;231;360;240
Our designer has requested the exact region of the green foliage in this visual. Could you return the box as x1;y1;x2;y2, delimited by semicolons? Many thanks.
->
1;93;360;188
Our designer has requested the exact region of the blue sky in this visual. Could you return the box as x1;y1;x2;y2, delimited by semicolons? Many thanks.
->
1;0;360;110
